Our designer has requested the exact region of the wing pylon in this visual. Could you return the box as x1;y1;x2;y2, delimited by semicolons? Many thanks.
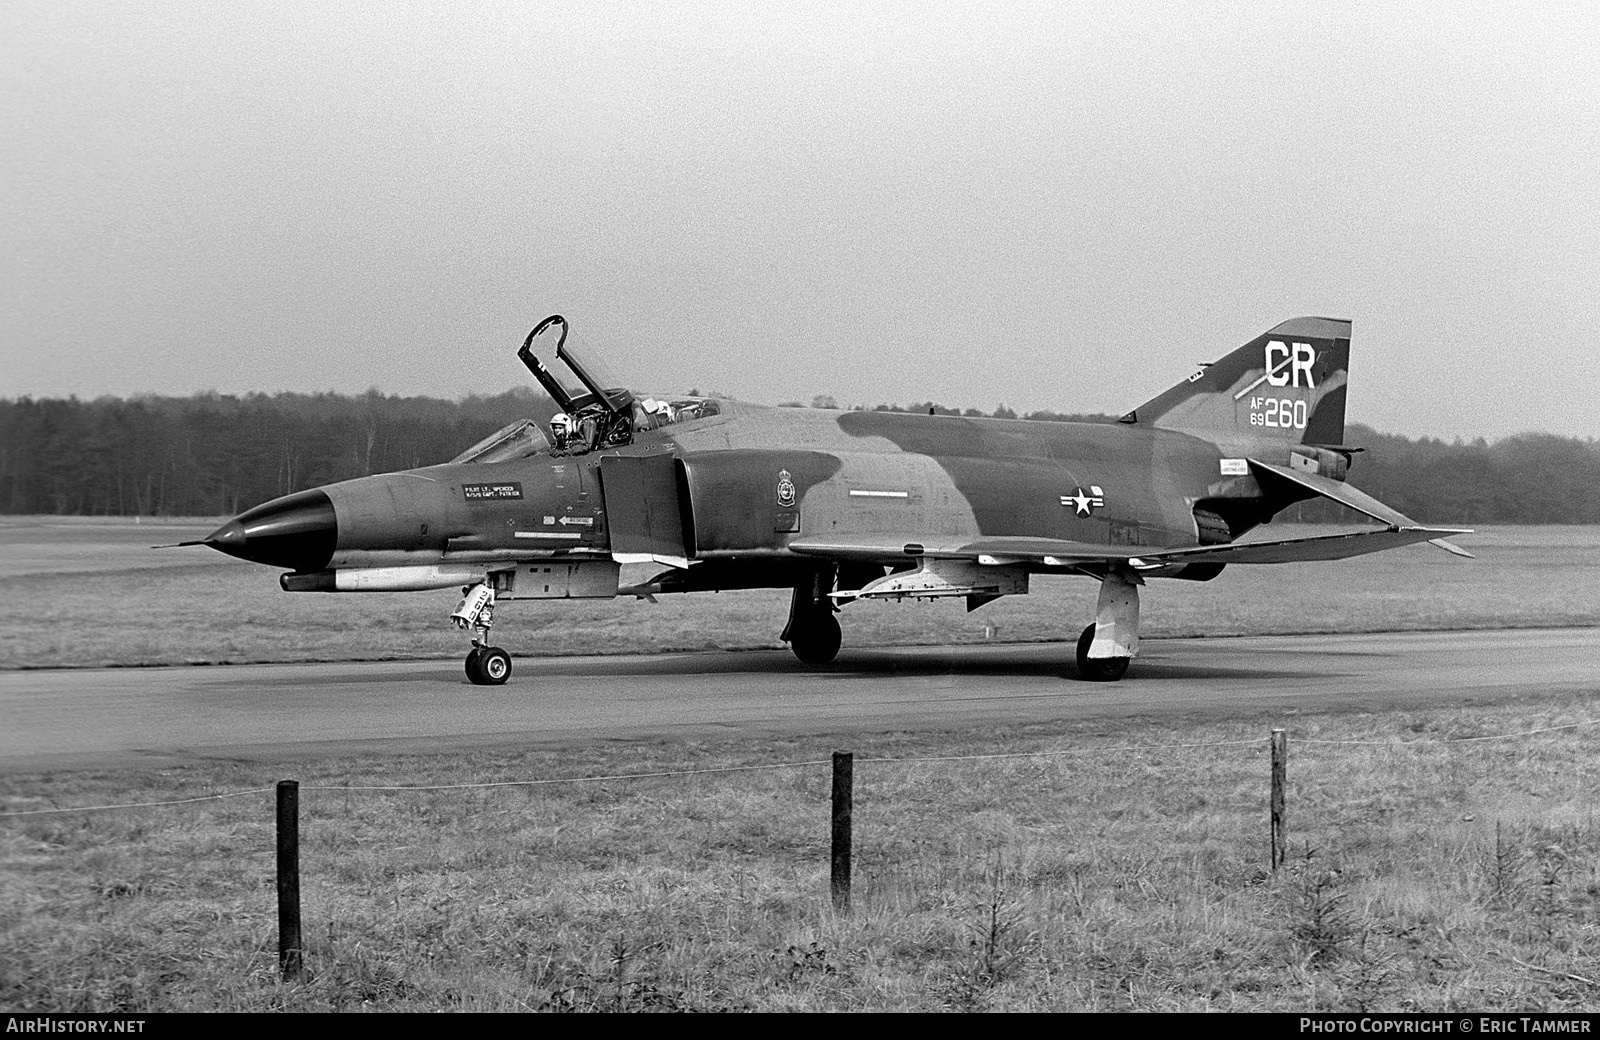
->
828;557;1030;611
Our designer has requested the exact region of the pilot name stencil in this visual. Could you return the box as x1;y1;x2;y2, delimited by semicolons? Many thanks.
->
462;482;524;501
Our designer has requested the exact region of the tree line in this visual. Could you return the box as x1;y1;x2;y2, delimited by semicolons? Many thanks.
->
2;392;1597;523
0;390;547;517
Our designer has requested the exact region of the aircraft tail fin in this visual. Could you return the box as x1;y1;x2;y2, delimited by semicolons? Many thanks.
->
1121;317;1351;445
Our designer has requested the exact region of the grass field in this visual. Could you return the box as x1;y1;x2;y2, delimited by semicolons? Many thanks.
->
1;519;1597;670
4;701;1600;1011
3;519;1599;1011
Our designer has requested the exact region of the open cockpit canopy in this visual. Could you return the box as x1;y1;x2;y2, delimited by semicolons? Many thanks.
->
519;314;633;416
450;315;721;464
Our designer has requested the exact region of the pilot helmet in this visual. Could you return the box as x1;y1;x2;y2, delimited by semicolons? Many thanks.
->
549;412;575;437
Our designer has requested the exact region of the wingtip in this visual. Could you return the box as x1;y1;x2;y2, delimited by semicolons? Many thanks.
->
1427;537;1475;559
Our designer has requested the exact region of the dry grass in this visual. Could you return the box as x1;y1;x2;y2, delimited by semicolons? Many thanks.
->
6;698;1600;1011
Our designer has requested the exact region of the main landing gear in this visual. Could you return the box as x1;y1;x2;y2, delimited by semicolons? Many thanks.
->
1075;566;1142;682
452;582;512;686
782;567;842;666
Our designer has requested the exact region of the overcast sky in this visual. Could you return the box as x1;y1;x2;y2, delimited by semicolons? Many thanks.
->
4;2;1597;440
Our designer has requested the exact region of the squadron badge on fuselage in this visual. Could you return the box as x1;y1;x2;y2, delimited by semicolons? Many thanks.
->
1061;486;1105;517
776;469;798;508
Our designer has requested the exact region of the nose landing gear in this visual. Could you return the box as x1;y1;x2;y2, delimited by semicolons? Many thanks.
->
453;582;512;686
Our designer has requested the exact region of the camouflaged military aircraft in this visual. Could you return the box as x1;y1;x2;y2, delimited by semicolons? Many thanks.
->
188;314;1470;685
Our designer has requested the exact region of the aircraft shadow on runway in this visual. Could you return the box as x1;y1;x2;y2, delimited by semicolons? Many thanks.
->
832;652;1339;684
253;647;1342;686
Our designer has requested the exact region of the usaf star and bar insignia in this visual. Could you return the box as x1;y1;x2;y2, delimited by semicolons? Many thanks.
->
1061;485;1105;517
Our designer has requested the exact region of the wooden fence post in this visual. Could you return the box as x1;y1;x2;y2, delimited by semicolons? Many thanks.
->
831;751;853;912
276;779;304;981
1270;729;1287;871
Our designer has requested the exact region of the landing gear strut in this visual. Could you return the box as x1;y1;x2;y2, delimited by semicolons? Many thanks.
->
782;566;841;666
452;582;512;686
1075;566;1141;682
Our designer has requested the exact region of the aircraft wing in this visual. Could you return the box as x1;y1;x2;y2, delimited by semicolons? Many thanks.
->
1127;525;1472;565
790;523;1469;571
1244;460;1474;558
790;458;1471;597
786;533;1121;565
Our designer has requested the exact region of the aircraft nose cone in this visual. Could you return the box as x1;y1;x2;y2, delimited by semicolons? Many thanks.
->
201;489;337;570
203;520;247;551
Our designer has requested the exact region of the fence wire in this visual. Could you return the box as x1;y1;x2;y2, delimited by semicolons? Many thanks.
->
3;718;1596;818
0;787;275;818
1295;718;1600;746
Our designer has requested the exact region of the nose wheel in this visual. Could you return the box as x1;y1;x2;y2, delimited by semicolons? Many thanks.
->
466;644;513;685
454;581;512;685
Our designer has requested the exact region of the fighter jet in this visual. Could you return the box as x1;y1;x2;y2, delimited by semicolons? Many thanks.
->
187;314;1470;684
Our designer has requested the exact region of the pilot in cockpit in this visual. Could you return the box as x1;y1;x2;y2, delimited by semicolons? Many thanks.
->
549;412;577;451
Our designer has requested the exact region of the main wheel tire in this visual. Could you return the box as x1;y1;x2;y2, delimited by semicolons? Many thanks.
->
789;612;842;666
1075;623;1130;682
465;647;486;682
478;646;512;685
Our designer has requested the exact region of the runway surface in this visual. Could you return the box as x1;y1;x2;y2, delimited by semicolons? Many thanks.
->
2;628;1597;773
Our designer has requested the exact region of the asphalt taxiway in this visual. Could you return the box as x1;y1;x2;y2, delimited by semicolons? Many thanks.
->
1;628;1597;773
